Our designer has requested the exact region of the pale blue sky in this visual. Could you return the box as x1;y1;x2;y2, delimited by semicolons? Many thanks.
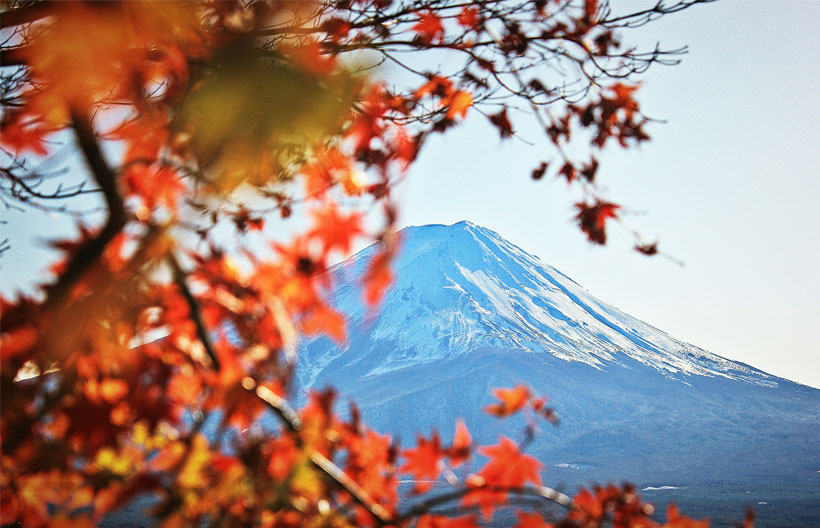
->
2;1;818;388
396;0;820;388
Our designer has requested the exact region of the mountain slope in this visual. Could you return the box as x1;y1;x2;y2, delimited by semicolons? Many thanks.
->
301;221;773;387
297;221;820;527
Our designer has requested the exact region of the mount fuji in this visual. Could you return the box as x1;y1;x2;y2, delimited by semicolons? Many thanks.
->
297;221;820;527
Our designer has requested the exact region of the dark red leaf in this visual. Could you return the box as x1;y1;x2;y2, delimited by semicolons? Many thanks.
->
635;242;658;256
575;200;620;244
488;109;513;139
580;158;599;182
531;162;548;180
559;162;576;183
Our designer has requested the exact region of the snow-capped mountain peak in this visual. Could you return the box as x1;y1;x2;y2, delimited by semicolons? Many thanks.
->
302;221;772;387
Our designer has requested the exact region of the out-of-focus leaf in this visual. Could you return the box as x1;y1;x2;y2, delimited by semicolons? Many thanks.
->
176;40;359;190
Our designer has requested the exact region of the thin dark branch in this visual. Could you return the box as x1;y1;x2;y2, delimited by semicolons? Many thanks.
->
600;0;716;27
168;253;222;371
396;484;573;522
2;168;100;200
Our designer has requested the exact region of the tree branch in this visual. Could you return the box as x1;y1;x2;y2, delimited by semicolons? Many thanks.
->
0;1;53;30
43;109;125;310
395;484;573;522
251;383;392;525
309;451;392;525
168;254;222;371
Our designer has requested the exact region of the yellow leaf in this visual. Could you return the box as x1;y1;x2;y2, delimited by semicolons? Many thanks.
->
178;434;211;488
447;91;473;120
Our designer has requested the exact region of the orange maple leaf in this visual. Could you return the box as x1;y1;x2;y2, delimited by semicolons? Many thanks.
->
301;303;347;344
663;503;711;528
461;486;504;522
446;91;473;120
447;419;471;467
301;148;353;196
362;249;395;307
415;76;454;99
484;385;530;417
168;372;202;405
266;435;299;481
282;40;337;77
309;204;365;256
0;325;38;361
123;164;186;213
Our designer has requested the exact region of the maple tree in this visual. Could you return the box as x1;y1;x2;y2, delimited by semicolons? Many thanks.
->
0;0;752;527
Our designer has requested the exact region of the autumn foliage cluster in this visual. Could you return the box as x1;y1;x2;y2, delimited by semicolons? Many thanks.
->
0;1;734;527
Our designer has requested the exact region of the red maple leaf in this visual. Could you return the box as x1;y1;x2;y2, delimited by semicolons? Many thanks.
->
417;513;481;528
415;75;454;99
463;436;542;520
413;11;445;45
322;17;352;43
456;7;480;30
476;436;542;488
400;432;444;493
580;158;599;182
571;488;604;522
574;200;620;245
283;40;337;77
123;164;186;212
558;162;577;184
301;148;353;196
531;162;548;180
516;510;554;528
0;115;50;156
107;111;170;164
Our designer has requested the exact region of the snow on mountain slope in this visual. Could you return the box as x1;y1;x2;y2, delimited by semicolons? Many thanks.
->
300;221;774;388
